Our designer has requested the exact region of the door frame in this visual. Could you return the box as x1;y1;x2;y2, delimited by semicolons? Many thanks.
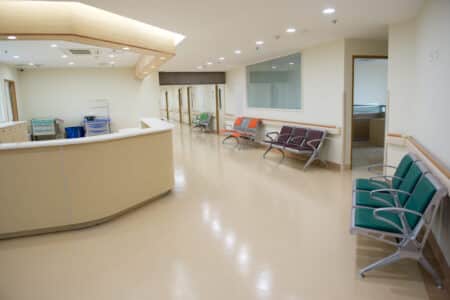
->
4;80;19;121
350;55;388;169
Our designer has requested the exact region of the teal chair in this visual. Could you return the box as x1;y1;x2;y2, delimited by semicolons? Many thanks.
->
353;161;427;209
193;112;211;131
351;172;447;287
354;153;418;191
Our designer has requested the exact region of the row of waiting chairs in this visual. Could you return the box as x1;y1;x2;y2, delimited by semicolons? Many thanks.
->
351;153;447;287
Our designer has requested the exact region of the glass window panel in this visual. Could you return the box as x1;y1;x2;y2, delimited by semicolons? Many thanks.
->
247;53;301;109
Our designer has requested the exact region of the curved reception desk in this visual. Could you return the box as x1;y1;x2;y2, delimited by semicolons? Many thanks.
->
0;118;174;239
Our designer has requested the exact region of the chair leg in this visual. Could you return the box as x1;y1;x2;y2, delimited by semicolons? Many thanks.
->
360;251;402;277
263;145;273;158
303;153;316;170
419;256;443;288
222;135;235;144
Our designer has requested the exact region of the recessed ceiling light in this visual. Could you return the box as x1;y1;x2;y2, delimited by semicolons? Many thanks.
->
197;66;203;69
207;62;213;65
256;41;264;45
289;62;295;65
7;36;17;40
160;57;166;60
13;55;20;59
61;55;68;59
109;54;115;58
28;62;34;66
50;44;58;48
272;66;277;69
218;57;225;61
234;50;241;54
286;28;296;33
122;47;130;50
151;66;156;69
68;62;75;65
322;7;336;15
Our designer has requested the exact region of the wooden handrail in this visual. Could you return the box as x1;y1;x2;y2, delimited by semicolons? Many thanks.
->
223;114;337;129
387;132;450;179
407;137;450;179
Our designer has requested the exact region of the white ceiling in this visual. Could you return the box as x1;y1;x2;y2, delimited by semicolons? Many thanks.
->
0;40;139;68
63;0;424;71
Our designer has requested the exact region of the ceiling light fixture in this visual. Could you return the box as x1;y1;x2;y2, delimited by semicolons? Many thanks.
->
151;66;156;69
13;55;20;59
218;57;225;61
272;66;277;69
68;62;74;65
122;47;130;50
61;55;68;58
197;66;203;69
286;28;296;33
256;41;264;45
234;50;241;54
289;62;295;65
28;62;34;66
7;35;17;40
109;54;115;58
322;7;336;15
207;62;213;65
50;44;58;48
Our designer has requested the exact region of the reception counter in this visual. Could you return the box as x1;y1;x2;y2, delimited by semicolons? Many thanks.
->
0;118;174;239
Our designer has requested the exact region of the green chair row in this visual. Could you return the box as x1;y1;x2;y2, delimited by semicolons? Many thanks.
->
351;153;448;288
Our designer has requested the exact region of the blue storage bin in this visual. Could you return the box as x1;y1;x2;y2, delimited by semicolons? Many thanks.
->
65;126;85;138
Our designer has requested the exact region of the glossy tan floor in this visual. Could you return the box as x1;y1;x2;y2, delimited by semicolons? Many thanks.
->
0;125;430;300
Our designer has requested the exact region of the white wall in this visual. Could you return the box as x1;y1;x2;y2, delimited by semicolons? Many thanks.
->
354;59;388;105
18;67;160;131
0;63;21;122
226;40;345;164
387;0;450;264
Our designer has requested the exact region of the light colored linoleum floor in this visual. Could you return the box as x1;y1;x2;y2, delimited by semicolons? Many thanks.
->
0;125;430;300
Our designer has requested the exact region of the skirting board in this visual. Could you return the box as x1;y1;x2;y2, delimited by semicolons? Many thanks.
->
0;190;172;240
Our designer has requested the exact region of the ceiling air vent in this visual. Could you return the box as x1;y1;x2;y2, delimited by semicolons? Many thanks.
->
69;49;92;55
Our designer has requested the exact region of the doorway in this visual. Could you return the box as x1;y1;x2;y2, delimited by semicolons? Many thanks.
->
351;56;388;169
4;80;19;121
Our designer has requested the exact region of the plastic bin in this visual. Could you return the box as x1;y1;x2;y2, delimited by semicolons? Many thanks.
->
65;126;85;138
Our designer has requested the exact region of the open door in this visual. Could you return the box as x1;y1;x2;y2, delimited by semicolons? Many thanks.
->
4;80;19;121
351;56;388;169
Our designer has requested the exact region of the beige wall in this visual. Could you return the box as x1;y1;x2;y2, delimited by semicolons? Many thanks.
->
18;67;161;131
387;0;450;264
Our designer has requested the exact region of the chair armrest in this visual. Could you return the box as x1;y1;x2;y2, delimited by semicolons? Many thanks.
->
372;208;408;234
265;131;279;142
375;207;423;217
368;175;403;186
371;188;411;207
306;138;322;150
367;164;397;175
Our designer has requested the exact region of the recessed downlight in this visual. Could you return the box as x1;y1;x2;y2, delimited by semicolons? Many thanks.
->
207;62;213;65
50;44;58;48
13;55;20;59
256;41;264;45
289;62;295;65
286;28;296;33
61;55;68;59
322;7;336;15
272;66;277;69
197;66;203;69
218;57;225;61
68;62;75;65
28;62;34;66
151;66;156;69
234;50;241;54
7;36;17;40
109;54;115;58
122;47;130;50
